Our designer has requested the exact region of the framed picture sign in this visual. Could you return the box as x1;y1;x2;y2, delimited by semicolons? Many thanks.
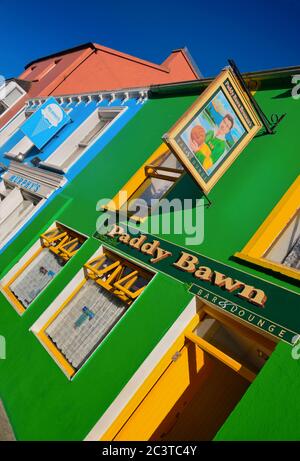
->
163;66;262;193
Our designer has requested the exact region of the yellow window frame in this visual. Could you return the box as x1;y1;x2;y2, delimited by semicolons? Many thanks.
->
99;302;274;441
2;223;85;314
102;143;183;222
36;249;153;378
235;175;300;281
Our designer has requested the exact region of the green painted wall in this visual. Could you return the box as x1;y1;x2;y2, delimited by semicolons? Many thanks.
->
144;85;300;441
215;341;300;440
0;95;196;440
213;87;300;441
0;81;299;440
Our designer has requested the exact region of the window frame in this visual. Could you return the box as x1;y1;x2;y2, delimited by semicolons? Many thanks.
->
30;246;154;379
40;106;126;173
0;186;46;252
235;175;300;281
0;222;87;314
0;81;26;118
102;144;184;222
0;107;28;148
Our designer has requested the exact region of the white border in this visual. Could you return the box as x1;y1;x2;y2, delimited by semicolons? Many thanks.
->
40;107;127;173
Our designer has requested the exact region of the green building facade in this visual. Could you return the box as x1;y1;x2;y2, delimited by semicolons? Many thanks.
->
0;67;299;440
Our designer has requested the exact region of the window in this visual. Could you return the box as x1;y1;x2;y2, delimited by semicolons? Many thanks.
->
0;183;42;249
186;302;276;381
5;135;35;161
235;176;300;280
264;209;300;270
5;104;73;161
193;314;273;375
0;108;32;148
31;248;154;378
40;108;123;173
0;82;26;117
103;144;184;221
1;223;86;314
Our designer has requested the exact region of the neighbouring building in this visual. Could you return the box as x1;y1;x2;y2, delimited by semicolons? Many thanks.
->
0;42;200;253
0;86;147;253
0;43;200;130
0;58;299;442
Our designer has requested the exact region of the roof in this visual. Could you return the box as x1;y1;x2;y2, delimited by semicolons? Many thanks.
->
149;63;300;96
24;42;201;78
24;42;96;69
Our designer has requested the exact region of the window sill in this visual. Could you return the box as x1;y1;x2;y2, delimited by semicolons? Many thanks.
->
234;251;300;281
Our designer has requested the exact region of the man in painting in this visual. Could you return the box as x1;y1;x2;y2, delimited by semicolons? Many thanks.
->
189;113;234;171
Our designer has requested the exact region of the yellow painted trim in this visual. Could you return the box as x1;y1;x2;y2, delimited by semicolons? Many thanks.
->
2;285;26;314
41;278;87;332
3;224;84;314
36;247;151;379
202;304;276;351
103;144;170;212
2;246;44;314
36;278;87;377
37;330;75;378
236;175;300;280
163;67;262;194
235;252;300;281
113;271;145;299
100;312;202;441
100;302;268;440
6;246;44;287
185;331;256;383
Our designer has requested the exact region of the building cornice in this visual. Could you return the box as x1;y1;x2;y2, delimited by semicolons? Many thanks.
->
25;87;149;109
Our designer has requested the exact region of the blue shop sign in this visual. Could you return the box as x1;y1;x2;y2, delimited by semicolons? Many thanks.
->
21;97;70;150
8;174;41;193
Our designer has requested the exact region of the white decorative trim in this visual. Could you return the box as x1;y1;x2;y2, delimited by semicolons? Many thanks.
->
27;86;150;108
3;161;66;197
39;106;127;173
108;93;116;105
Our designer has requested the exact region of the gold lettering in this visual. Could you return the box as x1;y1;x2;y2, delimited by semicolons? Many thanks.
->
150;248;172;264
107;224;124;237
141;240;161;256
194;266;212;281
173;252;199;273
214;271;244;292
129;235;147;249
119;234;131;244
238;285;267;307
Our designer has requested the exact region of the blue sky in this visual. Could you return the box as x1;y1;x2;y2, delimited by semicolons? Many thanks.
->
2;0;299;78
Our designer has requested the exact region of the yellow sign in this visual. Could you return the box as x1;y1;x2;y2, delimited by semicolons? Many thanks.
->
163;67;262;193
